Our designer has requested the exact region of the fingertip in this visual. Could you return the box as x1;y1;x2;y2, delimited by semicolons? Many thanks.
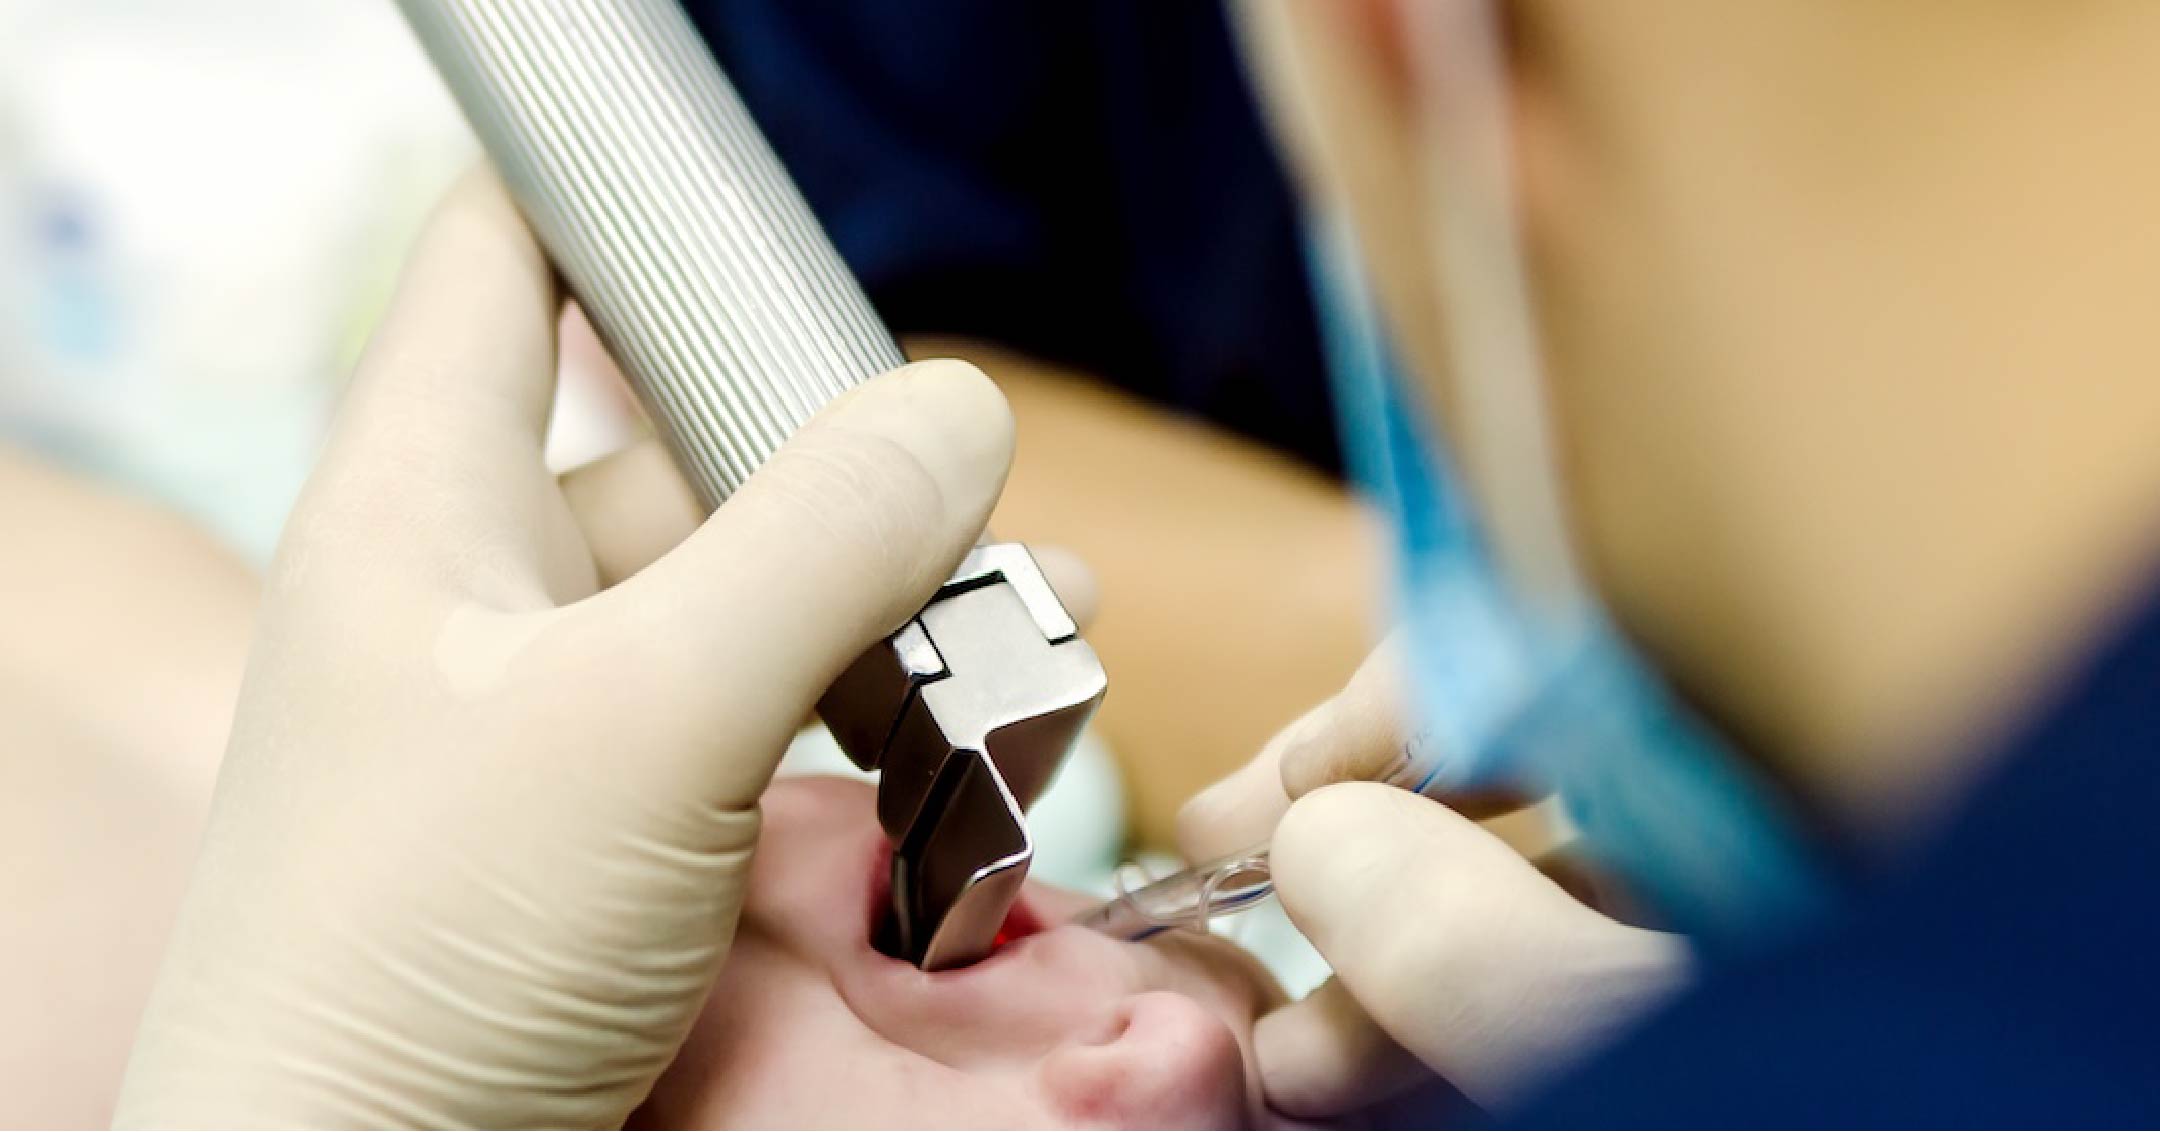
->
1270;782;1433;952
1026;543;1100;629
1174;754;1288;864
1171;795;1223;864
1276;781;1547;908
844;359;1015;523
440;163;517;217
1269;701;1340;800
893;356;1008;418
1176;700;1343;862
1255;982;1429;1119
753;358;1011;628
1272;782;1401;878
341;162;559;453
1255;997;1342;1117
426;165;554;302
1274;657;1409;801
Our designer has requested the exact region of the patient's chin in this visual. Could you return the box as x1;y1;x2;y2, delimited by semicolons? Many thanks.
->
1037;990;1251;1129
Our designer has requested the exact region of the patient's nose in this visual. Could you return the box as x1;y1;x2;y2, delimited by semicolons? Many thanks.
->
1037;991;1249;1129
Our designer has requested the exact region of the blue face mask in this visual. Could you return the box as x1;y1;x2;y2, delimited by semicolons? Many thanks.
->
1307;220;1836;947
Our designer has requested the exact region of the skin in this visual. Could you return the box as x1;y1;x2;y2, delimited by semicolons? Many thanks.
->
639;777;1280;1129
1247;0;2160;831
0;450;253;1129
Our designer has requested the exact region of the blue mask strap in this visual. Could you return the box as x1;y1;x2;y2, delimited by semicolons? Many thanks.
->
1305;214;1837;948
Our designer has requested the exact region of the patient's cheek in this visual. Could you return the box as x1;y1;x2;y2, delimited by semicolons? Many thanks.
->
1037;991;1250;1129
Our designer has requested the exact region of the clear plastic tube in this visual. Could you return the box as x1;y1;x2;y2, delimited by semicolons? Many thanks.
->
1071;845;1276;941
1075;714;1460;941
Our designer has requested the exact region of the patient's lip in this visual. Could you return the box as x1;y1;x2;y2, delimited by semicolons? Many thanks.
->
990;896;1045;951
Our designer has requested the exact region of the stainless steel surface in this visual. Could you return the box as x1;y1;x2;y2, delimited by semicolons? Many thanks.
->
400;0;1105;972
398;0;898;508
829;543;1106;969
879;749;1031;971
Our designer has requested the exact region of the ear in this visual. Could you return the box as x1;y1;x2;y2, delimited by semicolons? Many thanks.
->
1037;991;1250;1129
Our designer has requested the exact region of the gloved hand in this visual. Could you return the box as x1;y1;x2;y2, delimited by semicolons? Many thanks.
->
1178;640;1692;1118
115;171;1014;1128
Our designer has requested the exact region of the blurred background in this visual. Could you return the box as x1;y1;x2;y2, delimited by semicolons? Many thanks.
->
0;0;481;559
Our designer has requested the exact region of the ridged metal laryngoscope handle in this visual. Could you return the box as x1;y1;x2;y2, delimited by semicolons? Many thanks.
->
402;0;1109;972
397;0;905;509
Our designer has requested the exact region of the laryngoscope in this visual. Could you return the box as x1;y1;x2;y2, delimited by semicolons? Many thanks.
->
398;0;1106;972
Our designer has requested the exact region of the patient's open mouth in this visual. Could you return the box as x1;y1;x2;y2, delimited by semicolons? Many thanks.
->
862;836;1044;968
989;896;1044;952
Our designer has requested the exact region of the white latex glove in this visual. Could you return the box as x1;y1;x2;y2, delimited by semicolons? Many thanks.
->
1178;640;1692;1117
115;171;1015;1127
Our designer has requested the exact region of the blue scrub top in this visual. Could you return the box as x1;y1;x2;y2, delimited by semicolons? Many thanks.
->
682;0;1341;475
1512;575;2160;1126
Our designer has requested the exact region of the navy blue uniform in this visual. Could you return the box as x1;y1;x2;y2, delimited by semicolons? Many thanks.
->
684;0;1340;474
1518;579;2160;1126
